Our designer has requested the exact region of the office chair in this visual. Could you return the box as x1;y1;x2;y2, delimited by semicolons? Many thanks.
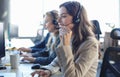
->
100;28;120;77
91;20;102;40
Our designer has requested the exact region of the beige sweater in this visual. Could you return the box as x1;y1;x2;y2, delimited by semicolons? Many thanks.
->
43;36;99;77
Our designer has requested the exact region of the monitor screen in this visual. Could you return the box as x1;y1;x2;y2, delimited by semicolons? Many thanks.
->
9;24;18;38
0;22;5;59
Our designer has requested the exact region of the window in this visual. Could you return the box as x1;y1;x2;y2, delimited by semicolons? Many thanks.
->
10;0;119;38
10;0;44;37
82;0;119;37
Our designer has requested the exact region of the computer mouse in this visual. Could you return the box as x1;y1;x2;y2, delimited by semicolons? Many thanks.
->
0;66;6;70
31;64;41;69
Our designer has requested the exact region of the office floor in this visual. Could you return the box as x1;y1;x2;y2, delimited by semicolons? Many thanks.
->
96;61;102;77
96;60;119;77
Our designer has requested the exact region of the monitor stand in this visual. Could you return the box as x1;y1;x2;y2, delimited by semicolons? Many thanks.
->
0;58;6;70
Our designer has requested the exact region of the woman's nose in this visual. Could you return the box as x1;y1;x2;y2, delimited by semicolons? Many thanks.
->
57;17;61;23
43;24;46;28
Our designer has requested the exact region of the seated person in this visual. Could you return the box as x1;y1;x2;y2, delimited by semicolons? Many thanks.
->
31;1;99;77
19;33;50;57
19;10;60;65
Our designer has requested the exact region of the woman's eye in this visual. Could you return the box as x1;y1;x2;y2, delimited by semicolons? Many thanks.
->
61;16;67;18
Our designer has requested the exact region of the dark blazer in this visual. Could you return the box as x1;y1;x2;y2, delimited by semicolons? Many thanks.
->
30;33;50;53
33;34;60;65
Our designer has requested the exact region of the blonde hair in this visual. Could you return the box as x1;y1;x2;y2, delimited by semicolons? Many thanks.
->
44;10;59;53
45;10;59;21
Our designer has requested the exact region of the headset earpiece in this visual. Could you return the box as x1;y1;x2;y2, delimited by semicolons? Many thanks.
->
50;11;59;29
73;4;82;24
52;19;58;26
73;17;80;24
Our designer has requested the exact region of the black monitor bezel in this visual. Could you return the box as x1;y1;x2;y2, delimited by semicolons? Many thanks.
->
0;22;5;59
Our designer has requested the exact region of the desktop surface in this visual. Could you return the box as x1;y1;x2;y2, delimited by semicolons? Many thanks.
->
0;63;37;77
0;50;62;77
0;73;16;77
0;61;62;77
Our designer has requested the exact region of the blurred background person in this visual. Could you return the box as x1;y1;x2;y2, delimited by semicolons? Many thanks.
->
19;10;60;65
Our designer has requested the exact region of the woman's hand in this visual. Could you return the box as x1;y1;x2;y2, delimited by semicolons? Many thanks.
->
20;53;32;57
18;47;32;52
22;57;36;62
31;69;51;77
59;26;72;46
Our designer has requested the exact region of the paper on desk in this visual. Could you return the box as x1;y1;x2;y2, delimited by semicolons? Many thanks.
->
0;73;16;77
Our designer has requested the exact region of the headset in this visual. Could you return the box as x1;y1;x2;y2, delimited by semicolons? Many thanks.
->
73;4;82;24
50;11;59;29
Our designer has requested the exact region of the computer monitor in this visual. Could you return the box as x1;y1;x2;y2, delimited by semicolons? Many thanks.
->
8;24;18;39
0;22;5;63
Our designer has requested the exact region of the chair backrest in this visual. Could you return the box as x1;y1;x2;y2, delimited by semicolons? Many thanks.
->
110;28;120;40
91;20;102;40
100;47;120;77
100;28;120;77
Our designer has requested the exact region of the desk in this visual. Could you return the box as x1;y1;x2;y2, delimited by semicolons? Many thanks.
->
0;63;36;77
0;63;62;77
0;51;62;77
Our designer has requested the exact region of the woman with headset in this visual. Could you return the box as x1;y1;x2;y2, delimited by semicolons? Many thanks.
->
20;10;60;65
31;1;99;77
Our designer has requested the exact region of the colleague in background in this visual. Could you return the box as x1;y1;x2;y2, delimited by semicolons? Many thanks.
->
31;1;99;77
19;10;60;65
18;33;50;57
18;32;50;57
